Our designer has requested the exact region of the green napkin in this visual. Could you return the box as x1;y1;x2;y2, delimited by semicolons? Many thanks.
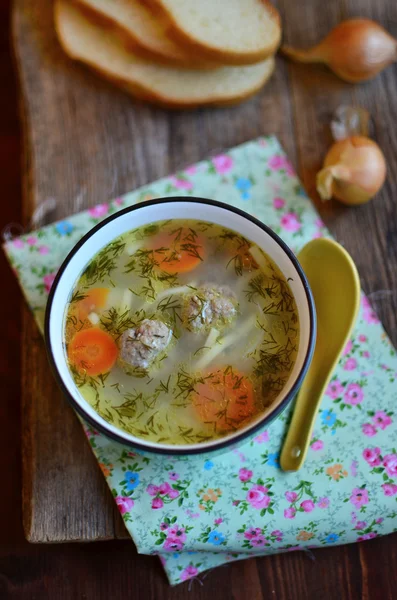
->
4;136;397;585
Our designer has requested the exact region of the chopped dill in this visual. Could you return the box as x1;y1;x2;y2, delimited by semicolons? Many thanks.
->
69;290;88;304
100;307;142;339
83;239;126;284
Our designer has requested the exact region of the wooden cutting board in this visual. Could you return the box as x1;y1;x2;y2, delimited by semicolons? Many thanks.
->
13;0;397;542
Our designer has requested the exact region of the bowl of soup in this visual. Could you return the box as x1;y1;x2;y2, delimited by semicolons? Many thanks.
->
45;197;316;455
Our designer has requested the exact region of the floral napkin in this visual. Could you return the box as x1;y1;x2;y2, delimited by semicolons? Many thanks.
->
4;136;397;586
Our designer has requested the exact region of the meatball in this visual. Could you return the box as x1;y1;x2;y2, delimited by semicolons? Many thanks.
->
184;284;237;331
118;319;172;370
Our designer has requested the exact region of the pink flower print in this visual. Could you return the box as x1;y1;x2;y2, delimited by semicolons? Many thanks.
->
376;518;383;524
358;335;367;342
362;351;370;358
89;203;109;218
146;484;159;496
311;440;324;451
168;489;179;500
355;520;367;530
43;272;56;293
362;296;371;310
273;197;286;209
362;423;377;437
114;197;123;206
300;499;315;513
268;155;294;174
315;217;325;228
244;527;262;540
312;229;323;239
382;483;397;496
383;453;397;478
38;245;50;255
280;212;301;232
158;482;171;495
285;491;298;502
214;518;223;525
160;522;168;531
169;471;179;481
372;411;392;430
271;530;283;541
343;339;353;356
163;537;183;552
13;238;24;248
268;155;285;170
170;176;193;191
212;154;234;174
344;358;357;371
326;379;344;399
184;165;197;175
254;430;269;443
284;159;295;177
350;487;369;508
246;484;271;509
115;496;134;515
151;497;164;509
168;525;187;542
357;532;377;541
239;467;253;482
344;383;364;405
365;311;380;324
317;497;330;509
362;447;381;467
180;565;199;581
250;535;267;547
284;507;296;519
27;236;37;246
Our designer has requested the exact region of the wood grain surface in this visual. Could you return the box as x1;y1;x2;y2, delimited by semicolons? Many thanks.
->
5;0;397;595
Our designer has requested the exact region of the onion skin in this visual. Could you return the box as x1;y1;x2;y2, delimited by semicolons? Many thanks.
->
282;18;397;83
316;136;387;206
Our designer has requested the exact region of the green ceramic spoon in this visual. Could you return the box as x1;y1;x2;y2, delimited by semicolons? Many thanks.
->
280;238;360;472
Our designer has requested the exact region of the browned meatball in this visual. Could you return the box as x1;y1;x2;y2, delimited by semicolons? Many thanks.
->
184;284;237;331
118;319;172;370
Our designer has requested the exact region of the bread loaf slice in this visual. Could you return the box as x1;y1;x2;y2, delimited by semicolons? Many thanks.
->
76;0;216;68
55;1;275;110
143;0;281;65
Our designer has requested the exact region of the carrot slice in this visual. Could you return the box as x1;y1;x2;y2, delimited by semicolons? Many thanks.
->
192;368;255;432
150;228;205;274
68;327;118;376
77;287;109;319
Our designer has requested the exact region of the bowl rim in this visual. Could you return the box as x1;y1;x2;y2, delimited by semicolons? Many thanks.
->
45;196;316;455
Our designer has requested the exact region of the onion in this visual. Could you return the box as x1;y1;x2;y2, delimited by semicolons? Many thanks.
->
282;19;397;83
316;136;386;205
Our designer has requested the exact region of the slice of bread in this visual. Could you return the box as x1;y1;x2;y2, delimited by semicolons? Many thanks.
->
143;0;281;65
76;0;216;68
55;1;275;110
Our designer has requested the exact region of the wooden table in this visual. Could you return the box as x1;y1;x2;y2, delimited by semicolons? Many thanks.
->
2;0;397;596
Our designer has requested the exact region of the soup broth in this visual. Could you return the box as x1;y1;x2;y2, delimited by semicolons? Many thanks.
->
64;219;299;445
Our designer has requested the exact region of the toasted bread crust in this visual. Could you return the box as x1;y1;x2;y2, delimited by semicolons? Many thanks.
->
142;0;281;65
75;0;217;68
55;1;275;109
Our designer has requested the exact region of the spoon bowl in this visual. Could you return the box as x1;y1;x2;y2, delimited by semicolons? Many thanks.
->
280;238;361;471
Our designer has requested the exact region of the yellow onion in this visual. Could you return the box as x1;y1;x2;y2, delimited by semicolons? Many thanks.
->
316;136;386;205
282;18;397;82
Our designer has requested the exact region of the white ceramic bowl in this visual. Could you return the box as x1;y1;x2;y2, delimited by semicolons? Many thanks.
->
45;198;316;455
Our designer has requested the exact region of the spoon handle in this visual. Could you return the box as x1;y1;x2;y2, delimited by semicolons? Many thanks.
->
280;386;324;471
